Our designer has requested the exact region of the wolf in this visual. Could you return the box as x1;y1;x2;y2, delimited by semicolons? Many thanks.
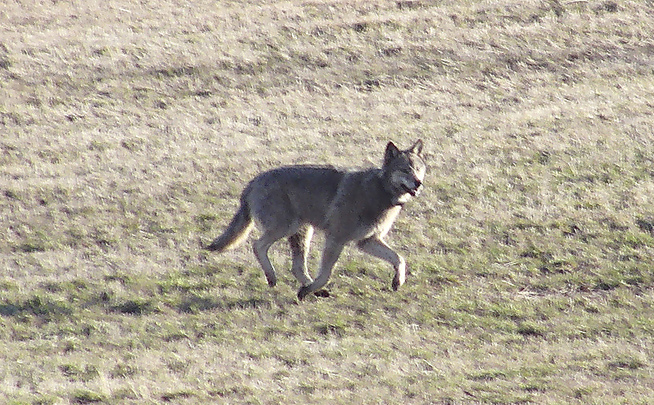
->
206;140;426;300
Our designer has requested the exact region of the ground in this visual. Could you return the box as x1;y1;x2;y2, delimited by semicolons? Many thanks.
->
1;0;654;403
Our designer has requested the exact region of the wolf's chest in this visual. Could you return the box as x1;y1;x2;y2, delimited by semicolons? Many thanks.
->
369;205;402;238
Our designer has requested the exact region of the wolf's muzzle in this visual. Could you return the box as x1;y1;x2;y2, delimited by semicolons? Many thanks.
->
403;179;422;196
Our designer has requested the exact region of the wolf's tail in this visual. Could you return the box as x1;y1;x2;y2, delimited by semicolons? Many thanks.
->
206;200;254;252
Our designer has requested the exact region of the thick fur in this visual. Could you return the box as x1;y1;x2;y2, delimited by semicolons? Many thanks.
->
206;140;426;300
205;202;254;252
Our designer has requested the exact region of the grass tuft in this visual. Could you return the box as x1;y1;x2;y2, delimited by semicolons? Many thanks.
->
71;390;106;404
161;390;196;402
111;299;159;316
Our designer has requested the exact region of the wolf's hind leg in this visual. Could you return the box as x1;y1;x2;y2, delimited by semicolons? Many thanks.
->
357;237;406;291
288;225;314;286
253;229;291;287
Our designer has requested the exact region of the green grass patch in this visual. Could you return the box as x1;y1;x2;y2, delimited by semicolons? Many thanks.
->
2;0;654;403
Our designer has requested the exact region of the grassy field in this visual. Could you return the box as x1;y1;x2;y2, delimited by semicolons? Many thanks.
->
2;0;654;403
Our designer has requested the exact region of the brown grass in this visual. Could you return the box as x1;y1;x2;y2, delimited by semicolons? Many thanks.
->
2;0;654;403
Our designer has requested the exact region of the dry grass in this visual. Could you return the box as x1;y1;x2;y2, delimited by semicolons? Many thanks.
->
2;0;654;403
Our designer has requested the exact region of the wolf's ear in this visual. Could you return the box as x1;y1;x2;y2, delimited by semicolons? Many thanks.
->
410;139;423;155
384;141;401;164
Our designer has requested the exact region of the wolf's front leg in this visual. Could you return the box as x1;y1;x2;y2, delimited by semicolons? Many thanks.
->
357;237;406;291
297;238;344;300
392;257;406;291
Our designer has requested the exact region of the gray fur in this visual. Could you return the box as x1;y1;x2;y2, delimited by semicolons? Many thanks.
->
207;140;426;300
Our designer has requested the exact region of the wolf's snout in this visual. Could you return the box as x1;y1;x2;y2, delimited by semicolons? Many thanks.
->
410;179;422;195
402;179;422;196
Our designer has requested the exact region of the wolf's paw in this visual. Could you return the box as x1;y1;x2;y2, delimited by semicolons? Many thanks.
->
266;276;277;288
205;242;220;251
298;287;331;300
297;286;312;301
313;289;330;298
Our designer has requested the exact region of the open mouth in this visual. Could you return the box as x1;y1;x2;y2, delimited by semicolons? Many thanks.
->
402;184;418;196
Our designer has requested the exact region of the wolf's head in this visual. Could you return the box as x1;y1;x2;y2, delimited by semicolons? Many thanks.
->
382;139;426;206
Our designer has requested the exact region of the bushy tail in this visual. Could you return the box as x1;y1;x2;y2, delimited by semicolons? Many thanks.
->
206;202;254;252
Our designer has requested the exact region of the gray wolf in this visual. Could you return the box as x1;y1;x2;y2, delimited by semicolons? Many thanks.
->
206;140;426;300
